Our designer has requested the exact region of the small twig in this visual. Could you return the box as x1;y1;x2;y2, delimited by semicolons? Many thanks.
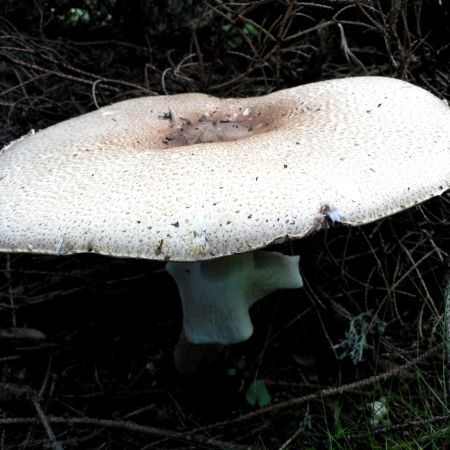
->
190;28;205;85
91;80;101;109
337;23;368;72
0;383;62;450
0;416;252;450
31;396;63;450
161;67;171;95
193;344;442;432
276;424;304;450
1;52;151;95
445;286;450;395
4;255;16;327
345;414;450;440
396;240;440;317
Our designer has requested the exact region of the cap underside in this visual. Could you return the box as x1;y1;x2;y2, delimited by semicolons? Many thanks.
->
0;76;449;261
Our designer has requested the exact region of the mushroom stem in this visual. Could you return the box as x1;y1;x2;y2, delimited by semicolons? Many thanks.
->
166;251;303;350
174;330;224;374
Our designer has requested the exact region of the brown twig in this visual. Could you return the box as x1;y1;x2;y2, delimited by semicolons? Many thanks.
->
194;344;442;432
0;416;253;450
0;383;62;450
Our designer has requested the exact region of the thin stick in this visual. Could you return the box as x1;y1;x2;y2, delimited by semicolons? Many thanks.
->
4;255;16;327
193;344;441;432
445;286;450;395
30;395;63;450
0;416;252;450
0;384;62;450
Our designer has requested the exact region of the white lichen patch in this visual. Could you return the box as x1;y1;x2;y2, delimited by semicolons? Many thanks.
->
367;397;389;427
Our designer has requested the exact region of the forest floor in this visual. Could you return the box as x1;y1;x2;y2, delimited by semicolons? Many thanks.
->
0;1;450;449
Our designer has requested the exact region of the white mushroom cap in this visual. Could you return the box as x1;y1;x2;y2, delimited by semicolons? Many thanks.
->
0;76;449;260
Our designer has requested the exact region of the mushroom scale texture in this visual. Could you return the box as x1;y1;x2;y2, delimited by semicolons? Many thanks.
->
0;76;449;369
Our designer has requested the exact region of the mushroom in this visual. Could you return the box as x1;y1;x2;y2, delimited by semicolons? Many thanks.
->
167;250;302;372
0;76;449;372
